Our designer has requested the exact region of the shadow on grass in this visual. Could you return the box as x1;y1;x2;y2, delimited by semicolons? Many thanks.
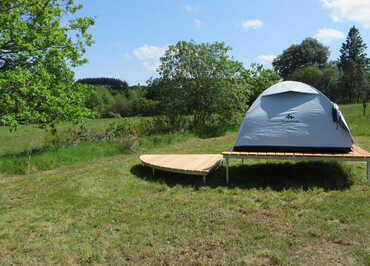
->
131;161;354;191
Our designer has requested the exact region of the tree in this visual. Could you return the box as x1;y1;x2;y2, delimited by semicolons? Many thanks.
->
85;85;114;116
287;65;339;100
0;0;95;130
273;38;329;79
76;77;129;95
338;26;369;103
157;40;247;135
241;64;280;106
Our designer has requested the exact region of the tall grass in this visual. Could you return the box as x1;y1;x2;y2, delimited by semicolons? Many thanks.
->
0;103;368;176
340;102;369;136
0;132;195;175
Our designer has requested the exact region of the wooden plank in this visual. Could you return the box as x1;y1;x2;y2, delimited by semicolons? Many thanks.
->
140;154;223;176
353;145;370;157
222;145;370;159
222;145;370;160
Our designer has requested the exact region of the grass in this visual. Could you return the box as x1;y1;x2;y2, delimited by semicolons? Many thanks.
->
0;103;369;264
0;132;195;175
341;102;370;136
0;118;122;156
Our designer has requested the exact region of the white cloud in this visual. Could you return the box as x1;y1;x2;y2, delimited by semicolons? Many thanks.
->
242;19;263;29
314;28;345;44
257;55;277;67
133;45;167;61
142;62;158;73
185;5;197;13
321;0;370;28
194;18;201;28
133;45;167;73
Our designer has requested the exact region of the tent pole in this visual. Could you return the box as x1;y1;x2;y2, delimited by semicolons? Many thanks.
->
367;160;369;183
226;158;229;184
203;175;206;184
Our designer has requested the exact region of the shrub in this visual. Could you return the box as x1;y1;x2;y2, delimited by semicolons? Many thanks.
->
151;115;192;134
120;134;139;152
44;125;107;148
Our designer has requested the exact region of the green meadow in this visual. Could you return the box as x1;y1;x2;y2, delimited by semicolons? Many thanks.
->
0;104;369;265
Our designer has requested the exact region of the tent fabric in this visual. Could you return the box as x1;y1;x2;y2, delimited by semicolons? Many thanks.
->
233;81;353;152
262;81;319;96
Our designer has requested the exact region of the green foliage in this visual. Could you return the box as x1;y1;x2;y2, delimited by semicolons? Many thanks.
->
106;89;159;117
240;64;281;106
0;0;95;130
157;40;247;135
108;94;132;117
105;118;140;138
85;85;115;117
273;38;329;79
338;26;369;103
44;124;110;148
76;77;129;95
288;65;339;100
119;134;139;152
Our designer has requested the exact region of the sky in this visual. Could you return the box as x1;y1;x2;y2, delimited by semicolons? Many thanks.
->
73;0;370;86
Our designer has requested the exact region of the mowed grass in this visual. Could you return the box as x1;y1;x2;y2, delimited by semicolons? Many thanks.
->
0;104;369;264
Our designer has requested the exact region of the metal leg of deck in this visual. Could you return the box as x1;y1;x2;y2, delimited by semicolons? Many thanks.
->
226;158;229;184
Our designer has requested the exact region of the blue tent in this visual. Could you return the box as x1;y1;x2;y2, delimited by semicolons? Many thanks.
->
233;81;353;152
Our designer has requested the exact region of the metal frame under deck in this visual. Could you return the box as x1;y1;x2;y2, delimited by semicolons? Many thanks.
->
223;145;370;184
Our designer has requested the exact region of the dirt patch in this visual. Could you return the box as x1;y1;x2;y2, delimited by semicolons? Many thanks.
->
291;240;356;265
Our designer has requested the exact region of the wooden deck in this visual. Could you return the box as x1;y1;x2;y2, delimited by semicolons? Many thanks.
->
222;145;370;160
222;144;370;183
140;154;223;183
139;145;370;184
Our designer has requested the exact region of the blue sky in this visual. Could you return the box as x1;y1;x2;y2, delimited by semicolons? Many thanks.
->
74;0;370;85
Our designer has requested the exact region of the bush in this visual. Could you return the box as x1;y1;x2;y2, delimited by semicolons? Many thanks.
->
85;85;115;117
152;115;192;133
44;125;107;148
119;134;139;152
193;113;228;138
108;95;133;117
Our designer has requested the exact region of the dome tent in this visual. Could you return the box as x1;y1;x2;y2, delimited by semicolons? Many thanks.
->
233;81;353;152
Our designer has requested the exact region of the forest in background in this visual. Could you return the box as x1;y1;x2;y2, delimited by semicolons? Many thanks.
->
77;26;369;126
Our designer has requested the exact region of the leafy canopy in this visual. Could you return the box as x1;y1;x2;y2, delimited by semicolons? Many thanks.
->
157;40;247;135
241;64;280;106
0;0;95;130
288;65;339;100
273;38;329;79
76;78;129;95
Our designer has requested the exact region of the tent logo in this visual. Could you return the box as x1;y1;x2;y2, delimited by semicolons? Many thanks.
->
286;113;295;120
